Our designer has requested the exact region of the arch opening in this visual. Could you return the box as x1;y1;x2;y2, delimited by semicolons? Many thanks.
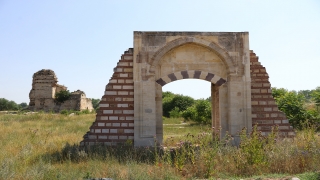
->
157;78;227;146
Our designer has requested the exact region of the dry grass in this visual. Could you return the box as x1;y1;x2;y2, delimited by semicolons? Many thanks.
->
0;113;319;179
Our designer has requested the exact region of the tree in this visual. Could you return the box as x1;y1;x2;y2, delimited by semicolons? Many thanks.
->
0;98;19;111
272;88;319;129
55;90;71;103
162;92;195;117
182;99;212;124
310;87;320;111
298;90;312;101
91;98;100;110
19;102;28;109
0;98;9;111
271;87;288;100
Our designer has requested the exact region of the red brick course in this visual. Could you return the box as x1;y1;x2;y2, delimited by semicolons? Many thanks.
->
250;50;294;137
81;48;135;146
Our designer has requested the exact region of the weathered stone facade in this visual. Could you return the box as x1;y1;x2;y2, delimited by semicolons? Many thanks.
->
80;31;294;147
28;69;93;112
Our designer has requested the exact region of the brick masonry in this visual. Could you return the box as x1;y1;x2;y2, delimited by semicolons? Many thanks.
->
80;49;296;146
81;48;134;146
250;51;295;137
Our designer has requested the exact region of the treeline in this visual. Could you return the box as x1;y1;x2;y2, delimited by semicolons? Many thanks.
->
0;98;28;111
163;92;212;124
163;87;320;128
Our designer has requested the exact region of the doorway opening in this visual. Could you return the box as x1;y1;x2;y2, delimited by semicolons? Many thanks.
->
159;79;220;146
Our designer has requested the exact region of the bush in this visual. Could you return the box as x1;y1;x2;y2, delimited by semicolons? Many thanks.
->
182;99;211;124
0;98;19;111
162;92;195;117
55;90;71;103
272;88;320;129
91;98;100;110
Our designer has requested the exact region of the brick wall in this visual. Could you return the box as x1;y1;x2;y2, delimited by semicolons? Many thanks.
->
250;51;295;137
81;48;134;146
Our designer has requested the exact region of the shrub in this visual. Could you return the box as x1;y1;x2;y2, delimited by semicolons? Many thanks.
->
163;92;195;117
182;99;211;124
55;90;71;103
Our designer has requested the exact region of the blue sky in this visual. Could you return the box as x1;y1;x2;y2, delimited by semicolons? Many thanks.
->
0;0;320;103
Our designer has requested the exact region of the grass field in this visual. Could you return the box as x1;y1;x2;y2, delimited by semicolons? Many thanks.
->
0;113;319;179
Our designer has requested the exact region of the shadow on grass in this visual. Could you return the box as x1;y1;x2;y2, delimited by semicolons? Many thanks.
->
42;143;159;164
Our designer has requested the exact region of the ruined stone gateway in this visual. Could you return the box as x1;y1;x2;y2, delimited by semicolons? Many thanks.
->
29;69;94;112
81;31;294;146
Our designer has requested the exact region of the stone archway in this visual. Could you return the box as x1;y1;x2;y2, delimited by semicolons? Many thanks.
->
80;31;294;147
133;32;252;146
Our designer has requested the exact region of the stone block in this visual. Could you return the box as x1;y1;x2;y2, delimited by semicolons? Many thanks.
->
121;123;128;127
259;101;267;105
251;89;260;93
110;129;117;133
261;89;267;93
105;91;117;95
118;62;129;66
271;113;278;117
109;116;118;120
109;136;118;140
100;116;108;120
119;136;127;139
103;110;113;114
113;85;122;89
124;68;133;72
251;101;258;105
282;119;289;123
126;116;134;120
123;85;134;89
115;68;123;72
126;79;133;83
124;56;133;60
264;107;272;111
123;110;134;114
113;123;120;127
99;136;108;139
102;129;109;133
124;129;134;133
114;110;122;114
118;91;129;95
119;73;128;77
278;126;289;130
118;104;128;107
99;104;109;108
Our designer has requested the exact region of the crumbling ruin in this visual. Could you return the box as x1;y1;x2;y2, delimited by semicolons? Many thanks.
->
28;69;93;112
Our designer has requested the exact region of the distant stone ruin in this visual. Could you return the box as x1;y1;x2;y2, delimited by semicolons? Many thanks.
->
28;69;93;112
